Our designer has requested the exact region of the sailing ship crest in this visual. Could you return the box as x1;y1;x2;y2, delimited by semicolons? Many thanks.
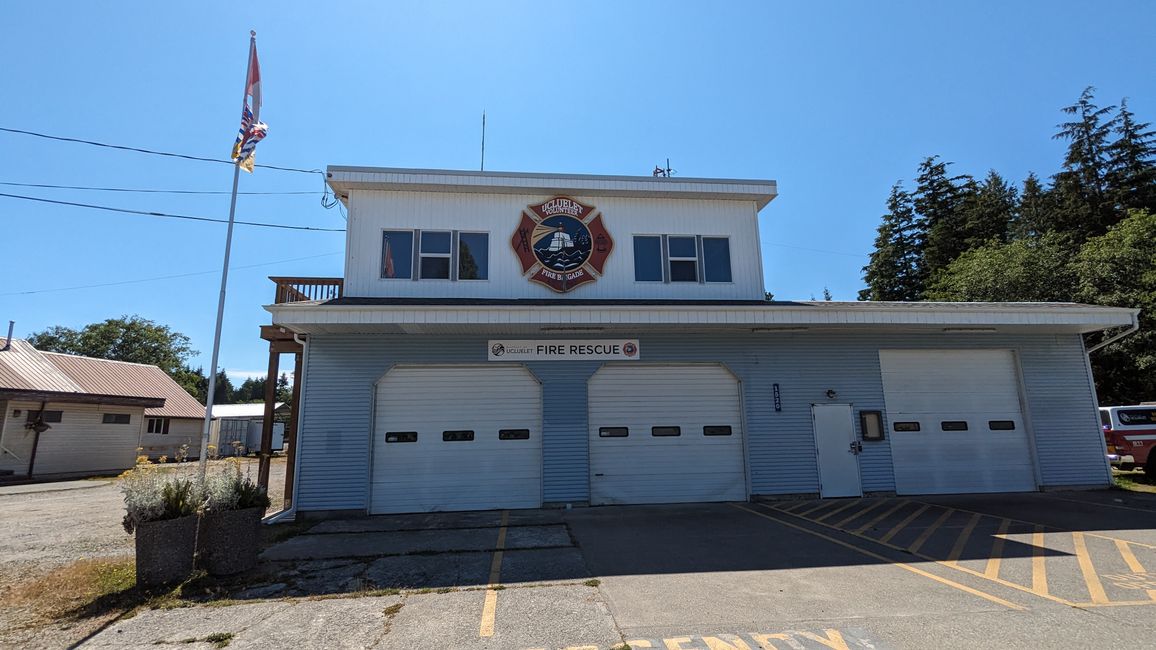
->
510;196;614;293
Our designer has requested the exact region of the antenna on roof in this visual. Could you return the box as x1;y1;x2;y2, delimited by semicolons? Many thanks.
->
480;110;486;172
652;158;674;178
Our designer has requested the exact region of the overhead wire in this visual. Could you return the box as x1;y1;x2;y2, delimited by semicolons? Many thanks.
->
0;192;346;232
0;181;321;196
0;251;343;297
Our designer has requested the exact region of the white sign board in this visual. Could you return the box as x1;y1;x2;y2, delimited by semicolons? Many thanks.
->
488;340;640;361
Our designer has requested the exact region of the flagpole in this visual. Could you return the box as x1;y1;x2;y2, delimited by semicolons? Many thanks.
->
199;32;256;477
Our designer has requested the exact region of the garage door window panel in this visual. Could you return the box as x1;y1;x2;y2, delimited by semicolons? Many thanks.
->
385;432;418;443
940;421;969;431
599;427;629;437
499;429;530;440
703;425;732;436
442;430;475;442
988;420;1016;431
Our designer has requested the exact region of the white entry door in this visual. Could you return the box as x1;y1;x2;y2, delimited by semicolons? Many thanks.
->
588;364;747;505
812;404;863;498
371;365;543;514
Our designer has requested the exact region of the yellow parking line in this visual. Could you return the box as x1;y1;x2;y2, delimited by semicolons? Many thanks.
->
732;504;1025;610
797;500;833;517
834;499;887;528
1073;532;1109;604
854;500;910;535
781;500;812;513
880;504;930;544
479;510;509;638
909;507;953;554
985;519;1011;579
947;513;982;565
1114;539;1156;601
1032;525;1049;596
814;499;862;523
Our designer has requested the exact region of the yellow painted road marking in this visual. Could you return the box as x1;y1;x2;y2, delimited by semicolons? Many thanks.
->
1032;525;1049;596
834;498;886;528
909;507;953;554
911;498;1156;551
780;500;811;513
854;500;909;535
732;504;1025;610
814;499;862;523
765;502;1077;607
984;519;1011;579
1073;532;1109;604
880;504;930;544
946;513;982;565
479;510;509;638
1113;538;1156;601
797;500;832;517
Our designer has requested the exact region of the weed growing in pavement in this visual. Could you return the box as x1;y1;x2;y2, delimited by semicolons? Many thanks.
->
204;631;234;648
584;578;601;587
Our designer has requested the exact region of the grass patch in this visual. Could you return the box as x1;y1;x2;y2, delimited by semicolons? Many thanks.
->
583;578;601;587
1113;469;1156;493
382;603;404;617
7;556;137;621
204;632;234;648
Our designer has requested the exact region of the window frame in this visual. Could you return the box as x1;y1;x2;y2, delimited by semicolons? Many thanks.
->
633;234;732;284
455;231;489;281
381;229;490;282
418;230;453;280
102;413;131;425
27;410;63;424
147;417;171;435
380;229;416;280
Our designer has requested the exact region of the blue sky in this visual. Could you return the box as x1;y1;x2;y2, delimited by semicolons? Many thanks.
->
2;1;1153;380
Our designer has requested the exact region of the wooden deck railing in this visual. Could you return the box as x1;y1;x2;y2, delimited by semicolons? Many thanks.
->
270;276;344;304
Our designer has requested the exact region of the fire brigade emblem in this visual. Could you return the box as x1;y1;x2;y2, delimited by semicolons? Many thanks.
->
511;196;614;293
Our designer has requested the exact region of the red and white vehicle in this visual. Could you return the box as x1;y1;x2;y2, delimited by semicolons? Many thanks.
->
1102;406;1156;475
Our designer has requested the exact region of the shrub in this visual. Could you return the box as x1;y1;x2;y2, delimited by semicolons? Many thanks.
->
121;467;205;534
204;460;270;513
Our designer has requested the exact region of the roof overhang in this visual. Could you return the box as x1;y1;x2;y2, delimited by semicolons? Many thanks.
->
266;300;1138;337
0;389;166;408
326;166;779;210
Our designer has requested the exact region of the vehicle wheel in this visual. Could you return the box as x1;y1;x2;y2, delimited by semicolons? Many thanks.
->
1121;463;1135;472
1145;463;1156;479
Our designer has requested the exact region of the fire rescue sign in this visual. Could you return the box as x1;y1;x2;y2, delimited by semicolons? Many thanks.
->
488;340;640;361
510;196;614;293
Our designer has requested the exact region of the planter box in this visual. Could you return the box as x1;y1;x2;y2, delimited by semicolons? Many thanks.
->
197;507;265;576
135;515;198;587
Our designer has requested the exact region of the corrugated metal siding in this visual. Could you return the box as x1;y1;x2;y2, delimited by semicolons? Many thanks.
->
345;191;764;301
0;340;83;393
45;353;206;419
5;400;142;476
294;331;1106;512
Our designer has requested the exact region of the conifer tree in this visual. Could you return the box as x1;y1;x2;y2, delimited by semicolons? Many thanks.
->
1011;173;1056;240
1052;86;1116;239
915;156;970;277
960;170;1017;249
1106;98;1156;214
859;183;924;301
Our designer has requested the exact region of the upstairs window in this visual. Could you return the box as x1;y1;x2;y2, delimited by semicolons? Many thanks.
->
382;230;489;281
632;235;732;284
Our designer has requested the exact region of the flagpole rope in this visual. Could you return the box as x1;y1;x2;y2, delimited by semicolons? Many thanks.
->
0;192;346;232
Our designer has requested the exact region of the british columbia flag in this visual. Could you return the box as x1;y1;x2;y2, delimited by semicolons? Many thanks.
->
230;36;267;173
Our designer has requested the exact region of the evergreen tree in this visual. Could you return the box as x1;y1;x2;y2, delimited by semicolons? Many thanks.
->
960;170;1017;249
1106;98;1156;214
1011;173;1056;240
276;372;292;403
915;156;971;277
859;183;925;301
212;370;235;406
1052;86;1116;239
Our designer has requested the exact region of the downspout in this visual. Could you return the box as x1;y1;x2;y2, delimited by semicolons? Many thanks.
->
1087;312;1140;354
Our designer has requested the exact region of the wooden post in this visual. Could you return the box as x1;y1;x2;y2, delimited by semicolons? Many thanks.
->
284;347;303;509
257;342;279;490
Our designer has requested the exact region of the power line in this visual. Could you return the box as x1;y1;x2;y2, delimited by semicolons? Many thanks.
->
0;251;343;297
0;126;320;174
0;192;346;233
0;181;321;196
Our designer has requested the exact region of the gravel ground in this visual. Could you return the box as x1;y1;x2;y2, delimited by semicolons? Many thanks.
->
0;456;287;649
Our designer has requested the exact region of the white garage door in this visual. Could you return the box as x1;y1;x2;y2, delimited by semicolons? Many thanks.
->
371;365;542;514
880;350;1035;495
588;364;746;505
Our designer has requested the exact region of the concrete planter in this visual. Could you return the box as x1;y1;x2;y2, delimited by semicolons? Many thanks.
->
197;507;265;576
135;515;198;587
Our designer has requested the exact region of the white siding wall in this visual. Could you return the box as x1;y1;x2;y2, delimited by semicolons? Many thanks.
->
139;417;203;460
3;401;143;477
344;190;764;300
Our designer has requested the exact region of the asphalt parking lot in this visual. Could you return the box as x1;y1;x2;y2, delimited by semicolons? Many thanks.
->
86;490;1156;649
